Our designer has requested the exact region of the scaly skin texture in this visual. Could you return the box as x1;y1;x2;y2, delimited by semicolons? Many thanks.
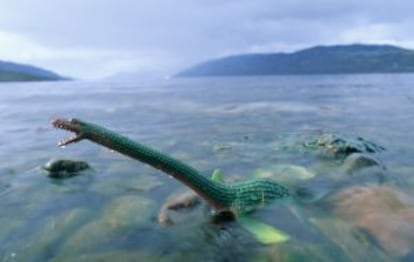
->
51;118;290;215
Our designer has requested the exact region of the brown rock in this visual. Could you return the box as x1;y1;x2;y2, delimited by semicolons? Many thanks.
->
332;185;414;257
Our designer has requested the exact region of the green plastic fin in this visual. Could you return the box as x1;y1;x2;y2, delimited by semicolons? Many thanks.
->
211;169;223;183
239;217;290;244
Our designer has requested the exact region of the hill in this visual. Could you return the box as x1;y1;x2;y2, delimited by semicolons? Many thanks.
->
176;44;414;77
0;60;67;82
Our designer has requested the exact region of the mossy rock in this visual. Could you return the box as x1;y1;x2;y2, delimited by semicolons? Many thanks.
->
303;133;385;159
42;159;91;179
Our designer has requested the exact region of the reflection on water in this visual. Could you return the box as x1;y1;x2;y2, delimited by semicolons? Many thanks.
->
1;74;414;261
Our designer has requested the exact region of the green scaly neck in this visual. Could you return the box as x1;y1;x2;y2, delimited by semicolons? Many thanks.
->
83;122;232;210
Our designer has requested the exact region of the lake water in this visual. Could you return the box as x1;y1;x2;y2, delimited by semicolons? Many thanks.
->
1;74;414;261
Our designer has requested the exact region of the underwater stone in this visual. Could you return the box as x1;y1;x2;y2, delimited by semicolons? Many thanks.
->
303;133;385;158
254;164;315;187
59;195;155;256
42;159;91;178
103;195;155;227
331;185;414;258
3;208;89;261
341;153;384;175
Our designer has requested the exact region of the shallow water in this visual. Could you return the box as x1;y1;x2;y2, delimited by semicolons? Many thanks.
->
1;74;414;261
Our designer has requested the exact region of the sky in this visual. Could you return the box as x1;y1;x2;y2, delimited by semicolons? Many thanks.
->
1;0;414;79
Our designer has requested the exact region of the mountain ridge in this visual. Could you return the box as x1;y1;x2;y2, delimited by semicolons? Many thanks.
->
176;44;414;77
0;60;67;82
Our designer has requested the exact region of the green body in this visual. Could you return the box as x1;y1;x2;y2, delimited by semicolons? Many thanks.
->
55;119;290;214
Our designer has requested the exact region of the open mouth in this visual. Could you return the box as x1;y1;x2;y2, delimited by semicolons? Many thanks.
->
51;118;83;147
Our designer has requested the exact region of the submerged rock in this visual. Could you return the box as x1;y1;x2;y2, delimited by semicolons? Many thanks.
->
254;164;315;186
331;185;414;258
42;159;91;178
104;195;155;228
52;250;156;262
7;208;90;261
309;216;393;261
340;152;386;183
341;153;383;174
158;191;201;226
59;195;155;256
303;133;385;158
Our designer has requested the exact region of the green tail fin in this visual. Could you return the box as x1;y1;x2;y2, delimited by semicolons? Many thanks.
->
239;217;290;244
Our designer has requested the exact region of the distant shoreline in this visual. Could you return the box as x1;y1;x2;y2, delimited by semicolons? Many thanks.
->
0;60;68;82
176;44;414;77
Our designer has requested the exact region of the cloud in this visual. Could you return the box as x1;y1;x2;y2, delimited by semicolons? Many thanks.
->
0;31;174;79
1;0;414;78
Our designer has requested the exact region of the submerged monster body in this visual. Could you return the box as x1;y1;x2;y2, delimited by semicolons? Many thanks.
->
51;118;290;216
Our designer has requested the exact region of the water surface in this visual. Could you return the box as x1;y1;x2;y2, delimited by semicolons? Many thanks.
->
1;74;414;261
